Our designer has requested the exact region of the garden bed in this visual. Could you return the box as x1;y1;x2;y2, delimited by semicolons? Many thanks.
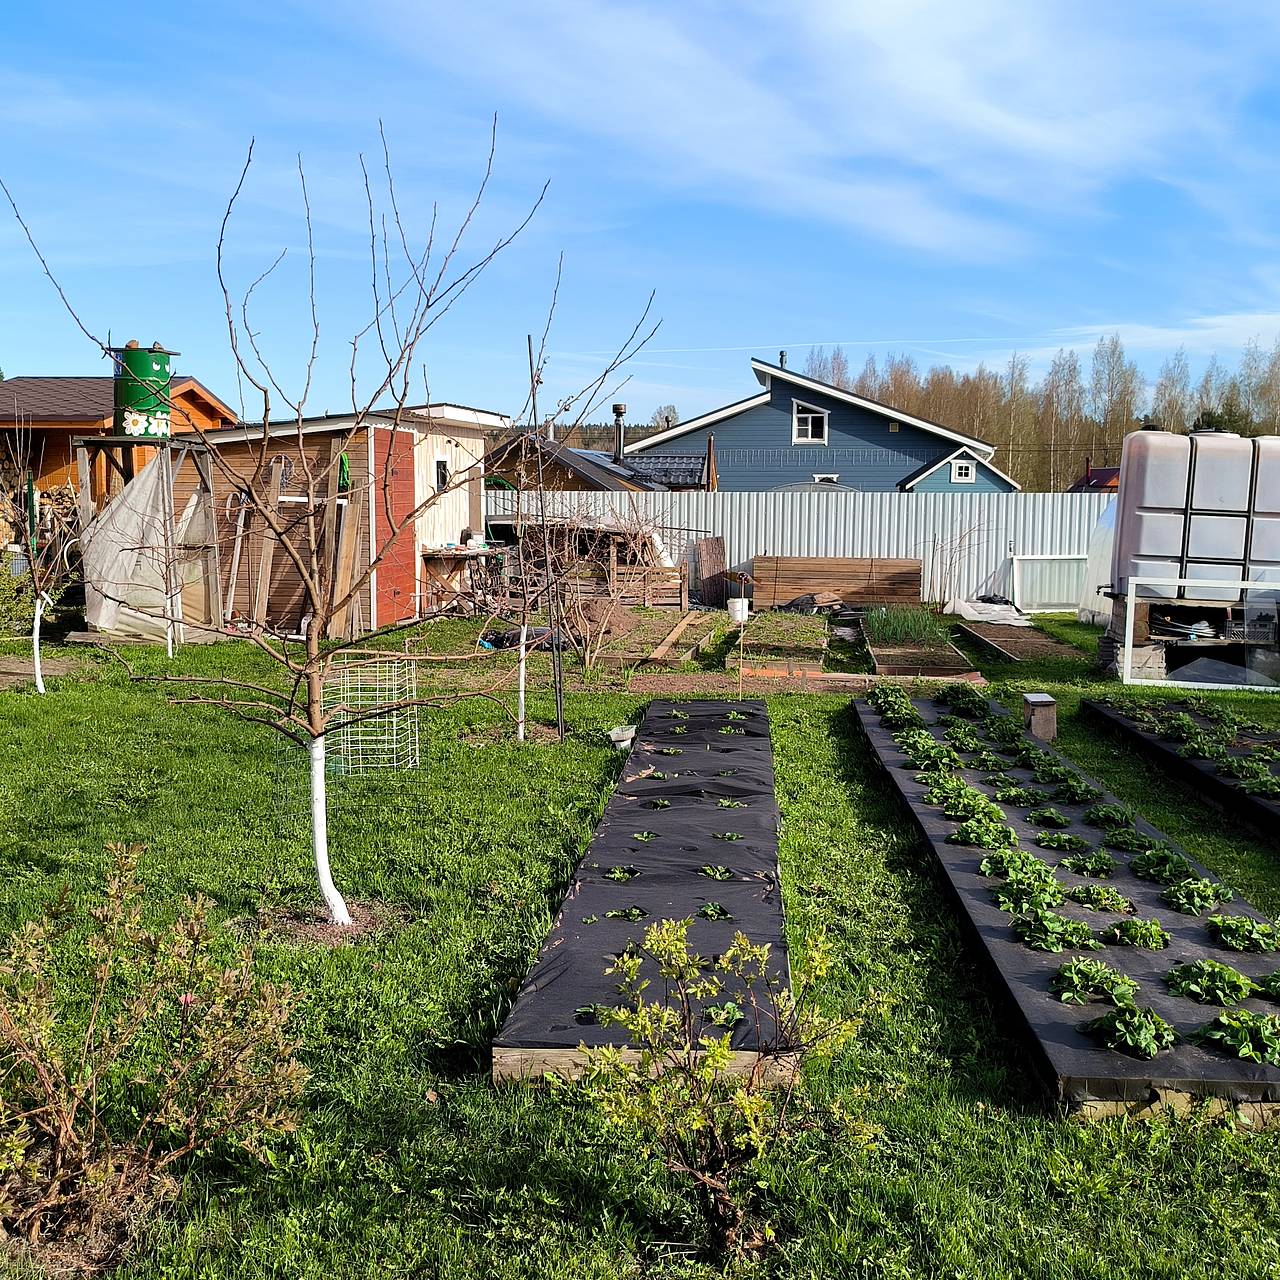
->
493;698;791;1081
956;622;1084;664
1083;698;1280;842
856;690;1280;1117
866;639;974;677
725;611;828;673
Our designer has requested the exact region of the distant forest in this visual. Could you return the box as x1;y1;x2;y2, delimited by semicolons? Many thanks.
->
801;336;1280;491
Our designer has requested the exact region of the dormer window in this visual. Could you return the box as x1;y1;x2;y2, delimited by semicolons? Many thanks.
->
951;459;976;484
792;400;828;444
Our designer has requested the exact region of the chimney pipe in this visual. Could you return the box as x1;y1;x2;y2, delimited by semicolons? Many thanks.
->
612;402;627;465
779;349;788;368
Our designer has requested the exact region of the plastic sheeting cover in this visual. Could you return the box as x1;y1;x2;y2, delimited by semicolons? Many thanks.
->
1078;500;1115;626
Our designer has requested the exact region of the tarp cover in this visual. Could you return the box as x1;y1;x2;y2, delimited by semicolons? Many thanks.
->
494;699;790;1055
858;698;1280;1105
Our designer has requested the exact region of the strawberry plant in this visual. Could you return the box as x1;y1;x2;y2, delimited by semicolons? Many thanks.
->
941;789;1005;822
1259;971;1280;999
947;814;1017;849
1067;884;1134;914
1029;758;1076;785
1027;806;1071;828
1130;847;1195;884
650;798;672;809
1192;1010;1280;1065
632;831;658;842
1165;959;1256;1005
1207;915;1280;953
1013;909;1101;953
714;831;744;842
605;906;648;921
981;772;1015;788
971;750;1009;771
983;713;1025;746
1099;917;1170;950
979;848;1050;878
603;865;640;882
1052;777;1103;805
1035;832;1091;853
717;798;747;809
868;686;925;730
698;902;734;921
1083;1004;1176;1059
703;1001;744;1028
992;782;1046;806
1103;827;1161;853
1058;850;1118;878
936;683;990;718
1083;803;1135;831
1161;877;1233;915
992;864;1065;913
698;865;734;881
1051;958;1139;1006
943;723;982;752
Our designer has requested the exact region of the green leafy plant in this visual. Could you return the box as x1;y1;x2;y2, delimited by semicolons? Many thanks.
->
979;848;1051;878
603;865;640;882
1013;909;1101;953
657;747;683;756
1206;915;1280;953
578;921;856;1257
935;682;990;719
1166;959;1256;1005
633;831;658;842
1162;877;1233;915
992;782;1045;807
947;814;1017;849
943;723;982;753
1192;1010;1280;1065
650;798;672;809
717;798;747;809
1103;828;1162;853
1083;804;1135;831
863;604;950;647
714;831;744;843
1051;958;1139;1006
1083;1005;1176;1059
1258;971;1280;1000
1058;850;1117;878
1035;832;1091;853
605;906;649;921
971;750;1008;771
1130;848;1195;885
698;902;734;921
0;844;305;1256
699;865;734;881
1027;806;1071;828
1067;884;1134;914
867;685;925;730
1099;917;1170;950
1029;758;1076;785
983;714;1024;746
1052;777;1103;805
992;865;1065;914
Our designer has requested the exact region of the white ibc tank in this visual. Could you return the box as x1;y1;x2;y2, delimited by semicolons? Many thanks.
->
1111;430;1280;601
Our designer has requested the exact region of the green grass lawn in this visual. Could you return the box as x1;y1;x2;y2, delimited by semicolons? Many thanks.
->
3;633;1280;1277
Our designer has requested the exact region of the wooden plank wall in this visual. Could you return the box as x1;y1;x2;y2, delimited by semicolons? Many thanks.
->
751;555;922;609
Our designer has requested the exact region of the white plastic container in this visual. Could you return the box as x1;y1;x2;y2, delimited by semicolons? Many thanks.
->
728;597;750;624
1111;431;1280;601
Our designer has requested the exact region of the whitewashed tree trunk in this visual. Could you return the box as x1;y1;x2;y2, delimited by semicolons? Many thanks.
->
32;593;47;695
309;735;353;925
516;623;528;742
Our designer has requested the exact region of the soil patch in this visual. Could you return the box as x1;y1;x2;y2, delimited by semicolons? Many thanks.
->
261;899;407;947
957;622;1085;663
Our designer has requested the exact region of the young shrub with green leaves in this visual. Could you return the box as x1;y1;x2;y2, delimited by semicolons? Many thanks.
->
1051;958;1139;1006
1166;959;1256;1005
0;844;306;1258
1057;850;1118;878
578;920;856;1259
1192;1010;1280;1065
1162;877;1233;915
1013;909;1101;953
1083;1005;1177;1059
1206;915;1280;953
1099;917;1171;950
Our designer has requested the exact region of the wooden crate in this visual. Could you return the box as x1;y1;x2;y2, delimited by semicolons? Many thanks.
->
751;556;922;609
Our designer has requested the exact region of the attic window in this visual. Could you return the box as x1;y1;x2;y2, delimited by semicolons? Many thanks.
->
792;400;828;444
888;421;900;433
950;459;976;484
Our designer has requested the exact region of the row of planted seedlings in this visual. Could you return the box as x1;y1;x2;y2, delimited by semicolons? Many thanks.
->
1083;693;1280;834
492;699;789;1077
862;682;1280;1086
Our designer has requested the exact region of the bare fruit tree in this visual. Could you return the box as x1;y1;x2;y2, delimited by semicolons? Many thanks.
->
3;123;656;924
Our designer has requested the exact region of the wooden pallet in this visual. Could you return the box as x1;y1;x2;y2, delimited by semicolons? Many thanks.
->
751;556;922;609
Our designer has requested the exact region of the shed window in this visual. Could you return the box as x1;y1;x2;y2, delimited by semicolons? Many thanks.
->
792;400;828;444
812;473;840;484
950;459;976;484
435;459;451;493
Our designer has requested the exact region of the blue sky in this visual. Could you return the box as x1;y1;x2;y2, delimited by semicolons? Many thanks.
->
4;1;1280;424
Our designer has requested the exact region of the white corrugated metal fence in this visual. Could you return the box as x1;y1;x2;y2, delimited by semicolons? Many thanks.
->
487;490;1114;604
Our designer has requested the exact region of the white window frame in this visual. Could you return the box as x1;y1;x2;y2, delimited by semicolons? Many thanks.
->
791;399;829;445
950;458;977;484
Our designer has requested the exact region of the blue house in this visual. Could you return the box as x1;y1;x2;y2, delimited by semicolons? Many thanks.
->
625;357;1020;493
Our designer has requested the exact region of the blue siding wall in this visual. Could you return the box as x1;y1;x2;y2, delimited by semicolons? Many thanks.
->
639;379;998;492
911;457;1015;494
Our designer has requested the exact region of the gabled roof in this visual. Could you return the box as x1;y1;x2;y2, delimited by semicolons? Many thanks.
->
624;453;707;488
1;374;236;424
627;359;995;457
486;433;666;491
898;445;1021;492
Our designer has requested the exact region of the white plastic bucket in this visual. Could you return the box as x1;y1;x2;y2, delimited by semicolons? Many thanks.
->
728;597;750;625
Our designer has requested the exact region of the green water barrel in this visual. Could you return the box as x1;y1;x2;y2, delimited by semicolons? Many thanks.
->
113;340;178;438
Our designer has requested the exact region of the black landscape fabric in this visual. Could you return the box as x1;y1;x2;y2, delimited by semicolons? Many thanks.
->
857;698;1280;1105
495;699;789;1054
1082;700;1280;842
